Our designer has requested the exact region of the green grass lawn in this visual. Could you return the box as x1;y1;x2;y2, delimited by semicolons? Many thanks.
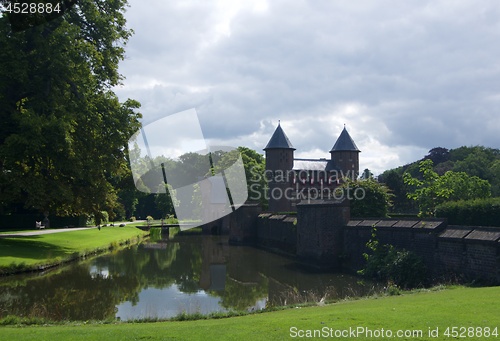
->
0;226;148;273
0;286;498;340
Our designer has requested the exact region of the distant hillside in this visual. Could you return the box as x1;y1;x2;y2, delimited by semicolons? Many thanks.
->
378;146;500;213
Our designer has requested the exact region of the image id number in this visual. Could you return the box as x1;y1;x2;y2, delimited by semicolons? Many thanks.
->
3;2;61;14
444;327;498;338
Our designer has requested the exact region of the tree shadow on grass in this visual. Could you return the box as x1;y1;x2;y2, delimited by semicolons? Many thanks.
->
0;236;73;263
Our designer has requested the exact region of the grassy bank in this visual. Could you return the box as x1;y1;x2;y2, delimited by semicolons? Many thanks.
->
0;226;149;275
0;286;498;340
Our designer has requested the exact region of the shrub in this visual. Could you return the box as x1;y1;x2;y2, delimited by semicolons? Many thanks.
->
94;211;109;225
435;197;500;226
86;215;95;226
129;216;136;222
359;228;428;289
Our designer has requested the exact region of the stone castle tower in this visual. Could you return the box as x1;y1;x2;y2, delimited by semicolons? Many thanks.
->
263;122;295;212
264;122;360;212
330;126;361;179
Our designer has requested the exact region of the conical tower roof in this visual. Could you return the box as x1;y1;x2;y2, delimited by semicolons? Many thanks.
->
330;127;360;152
264;122;295;150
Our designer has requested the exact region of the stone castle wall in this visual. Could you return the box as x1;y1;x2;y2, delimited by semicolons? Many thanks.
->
343;219;444;273
255;213;297;254
229;202;500;283
295;200;349;268
228;202;262;244
344;220;499;283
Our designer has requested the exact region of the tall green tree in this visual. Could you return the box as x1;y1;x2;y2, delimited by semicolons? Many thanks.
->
337;178;393;218
452;148;493;180
425;147;450;165
0;0;141;219
403;159;491;217
489;160;500;197
360;168;373;180
381;170;416;213
211;147;266;206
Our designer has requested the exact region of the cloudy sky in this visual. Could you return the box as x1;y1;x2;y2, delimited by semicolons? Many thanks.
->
114;0;500;175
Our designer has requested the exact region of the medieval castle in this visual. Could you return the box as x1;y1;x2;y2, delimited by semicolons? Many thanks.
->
227;123;499;284
263;122;360;212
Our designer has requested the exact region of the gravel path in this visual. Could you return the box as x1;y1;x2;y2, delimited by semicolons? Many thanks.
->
0;221;144;238
0;227;95;238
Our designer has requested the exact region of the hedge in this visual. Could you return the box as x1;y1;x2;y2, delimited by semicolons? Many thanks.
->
435;197;500;226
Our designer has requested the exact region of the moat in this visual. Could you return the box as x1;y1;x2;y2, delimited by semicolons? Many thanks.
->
0;233;379;321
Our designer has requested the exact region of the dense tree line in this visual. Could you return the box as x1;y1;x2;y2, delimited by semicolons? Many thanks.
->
379;146;500;216
133;147;266;220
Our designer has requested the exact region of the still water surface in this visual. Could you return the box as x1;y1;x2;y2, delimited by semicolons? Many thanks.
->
0;233;378;321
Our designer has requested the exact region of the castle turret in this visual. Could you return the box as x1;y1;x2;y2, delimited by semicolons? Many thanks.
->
264;122;295;212
330;126;360;179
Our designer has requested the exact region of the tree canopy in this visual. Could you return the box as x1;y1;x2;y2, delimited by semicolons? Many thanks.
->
403;159;491;217
0;0;141;220
211;146;266;205
380;145;500;214
129;147;266;220
337;178;393;218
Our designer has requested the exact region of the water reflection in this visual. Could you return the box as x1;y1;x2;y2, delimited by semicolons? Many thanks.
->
0;234;379;321
116;286;224;321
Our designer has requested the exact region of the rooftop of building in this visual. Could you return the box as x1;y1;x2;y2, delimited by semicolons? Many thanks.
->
293;158;337;171
263;122;295;150
330;126;360;152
